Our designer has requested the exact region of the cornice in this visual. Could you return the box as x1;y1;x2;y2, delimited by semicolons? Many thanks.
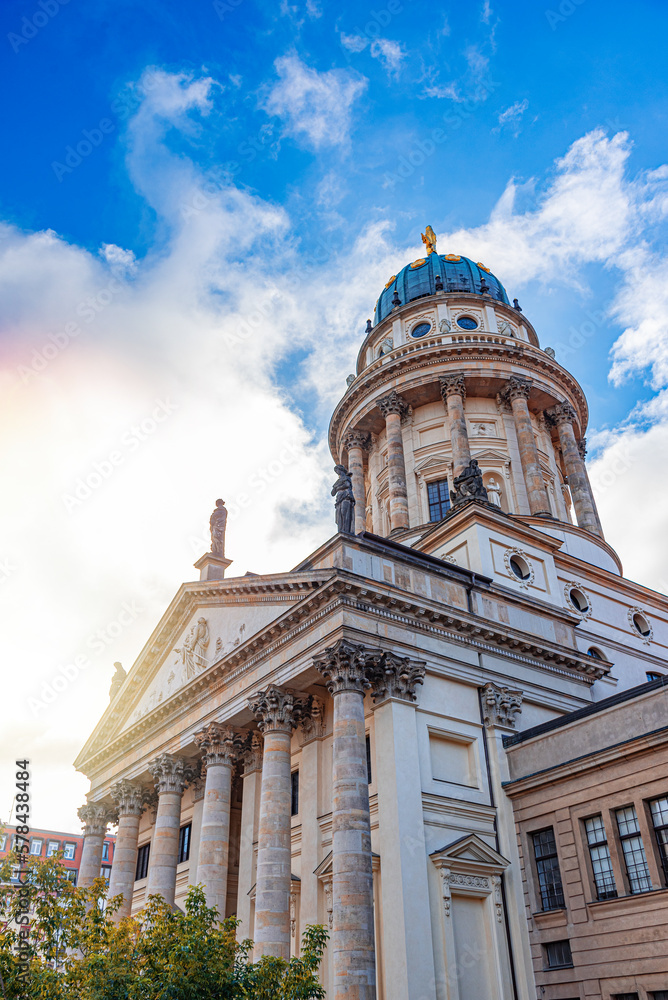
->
78;569;607;782
332;335;588;458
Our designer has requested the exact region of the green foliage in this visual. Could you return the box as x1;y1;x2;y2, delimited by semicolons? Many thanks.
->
0;852;327;999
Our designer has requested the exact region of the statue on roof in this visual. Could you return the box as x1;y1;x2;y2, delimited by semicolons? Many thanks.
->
332;465;356;534
209;499;227;556
421;225;437;255
451;459;489;506
109;661;126;701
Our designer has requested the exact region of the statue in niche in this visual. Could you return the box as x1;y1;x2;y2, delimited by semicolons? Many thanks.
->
209;499;228;556
451;459;488;505
175;617;210;679
439;318;451;334
109;662;126;701
486;477;502;506
332;465;355;534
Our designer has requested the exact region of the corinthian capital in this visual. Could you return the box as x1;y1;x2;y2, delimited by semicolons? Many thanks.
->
377;390;408;419
500;375;532;403
481;682;523;729
248;685;304;734
78;802;117;837
148;753;191;795
439;374;467;401
343;430;372;453
545;401;577;427
313;638;382;695
194;722;240;767
242;731;264;774
110;779;146;817
370;652;426;704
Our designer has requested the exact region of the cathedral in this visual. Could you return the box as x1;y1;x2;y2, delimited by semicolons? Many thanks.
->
75;230;668;1000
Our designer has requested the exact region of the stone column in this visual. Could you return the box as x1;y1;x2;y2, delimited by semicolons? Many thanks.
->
371;655;436;1000
146;754;189;905
547;403;603;537
344;432;371;534
500;376;551;516
108;780;145;918
194;722;240;919
248;686;304;960
439;374;472;479
78;802;115;888
314;639;381;1000
377;390;410;532
299;698;326;931
236;732;263;941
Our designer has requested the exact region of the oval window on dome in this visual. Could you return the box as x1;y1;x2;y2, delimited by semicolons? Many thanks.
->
410;258;427;269
411;322;432;339
443;253;461;261
384;274;397;289
477;262;491;272
569;588;589;614
509;555;530;581
457;316;478;330
632;612;651;638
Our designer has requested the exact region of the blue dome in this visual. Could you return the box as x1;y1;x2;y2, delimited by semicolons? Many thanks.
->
374;253;509;324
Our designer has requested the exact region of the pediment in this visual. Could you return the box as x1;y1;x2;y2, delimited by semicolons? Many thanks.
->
414;454;449;474
314;851;380;879
469;448;508;463
430;833;509;873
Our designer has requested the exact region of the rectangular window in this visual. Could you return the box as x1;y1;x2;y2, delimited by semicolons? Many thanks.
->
0;835;6;851
178;824;191;864
64;869;77;884
616;806;652;893
650;796;668;886
135;843;150;881
612;994;640;1000
366;735;372;785
102;841;110;862
584;815;617;900
650;992;668;1000
532;828;565;910
62;843;76;861
100;865;112;882
544;939;572;969
30;839;43;856
46;840;60;857
427;479;451;522
291;771;300;816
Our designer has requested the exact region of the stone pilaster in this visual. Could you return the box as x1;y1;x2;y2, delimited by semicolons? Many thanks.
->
344;431;372;534
371;654;435;1000
313;640;382;1000
78;802;116;888
248;686;304;959
146;754;190;905
546;403;603;537
108;780;145;918
439;374;472;479
236;732;264;941
194;723;241;920
377;391;410;532
500;377;551;516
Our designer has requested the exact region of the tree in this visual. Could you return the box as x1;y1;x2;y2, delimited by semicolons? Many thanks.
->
0;853;327;999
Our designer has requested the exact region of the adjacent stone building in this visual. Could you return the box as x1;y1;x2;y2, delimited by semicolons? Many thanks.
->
75;233;668;999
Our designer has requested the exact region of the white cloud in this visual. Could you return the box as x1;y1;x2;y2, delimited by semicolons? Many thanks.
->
481;0;493;23
370;38;405;75
263;54;367;150
494;98;529;136
340;32;368;53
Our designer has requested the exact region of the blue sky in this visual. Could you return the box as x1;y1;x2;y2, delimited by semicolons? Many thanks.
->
2;0;668;828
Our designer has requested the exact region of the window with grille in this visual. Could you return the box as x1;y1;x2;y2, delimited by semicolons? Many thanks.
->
584;815;617;899
291;771;299;816
544;939;572;969
615;806;652;893
427;479;450;522
178;824;191;864
650;796;668;886
611;994;640;999
366;735;372;785
135;843;150;881
532;828;565;910
650;993;668;1000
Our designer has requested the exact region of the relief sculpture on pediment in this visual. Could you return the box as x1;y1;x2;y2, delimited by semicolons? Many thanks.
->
174;616;210;679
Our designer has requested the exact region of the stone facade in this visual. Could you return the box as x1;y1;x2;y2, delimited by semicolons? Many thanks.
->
74;248;668;999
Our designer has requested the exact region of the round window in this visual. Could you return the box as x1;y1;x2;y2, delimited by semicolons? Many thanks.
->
569;588;589;614
509;555;530;581
457;316;478;330
633;612;651;637
411;322;432;339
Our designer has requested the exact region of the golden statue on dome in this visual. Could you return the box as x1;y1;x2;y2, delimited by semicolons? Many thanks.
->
421;225;437;255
